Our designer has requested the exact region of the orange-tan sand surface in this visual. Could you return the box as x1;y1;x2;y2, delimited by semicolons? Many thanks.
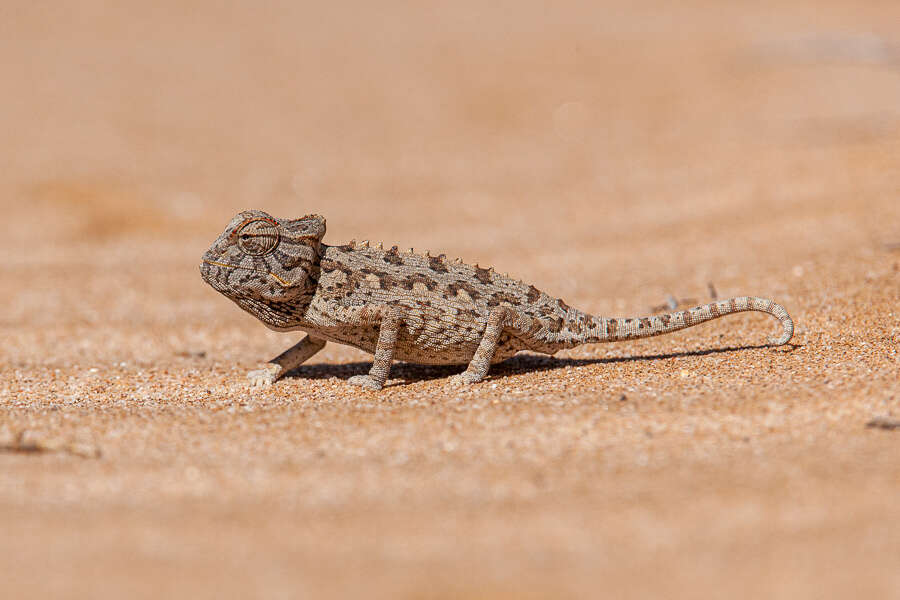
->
1;1;899;598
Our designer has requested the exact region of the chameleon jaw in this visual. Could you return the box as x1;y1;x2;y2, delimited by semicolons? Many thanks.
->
202;259;294;287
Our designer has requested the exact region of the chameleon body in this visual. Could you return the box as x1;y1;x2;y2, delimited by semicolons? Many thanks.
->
200;210;794;390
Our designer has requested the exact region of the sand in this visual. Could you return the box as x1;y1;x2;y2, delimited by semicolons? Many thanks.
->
1;1;899;598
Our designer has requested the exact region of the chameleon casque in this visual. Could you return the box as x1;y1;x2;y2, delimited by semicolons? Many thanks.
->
201;210;794;390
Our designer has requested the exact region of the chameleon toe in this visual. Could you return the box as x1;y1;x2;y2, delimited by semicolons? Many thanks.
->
347;374;383;390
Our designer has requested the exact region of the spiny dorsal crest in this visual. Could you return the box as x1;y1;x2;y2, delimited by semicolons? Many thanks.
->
340;240;525;284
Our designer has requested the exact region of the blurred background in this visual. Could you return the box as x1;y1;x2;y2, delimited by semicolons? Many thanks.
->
3;0;898;257
1;1;899;598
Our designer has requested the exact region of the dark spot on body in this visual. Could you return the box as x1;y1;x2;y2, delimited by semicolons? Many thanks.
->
625;319;639;335
460;282;481;298
565;318;583;334
447;281;481;300
320;258;354;277
379;273;402;289
272;250;294;266
405;273;438;291
475;267;492;284
487;292;519;307
606;319;618;339
429;255;448;272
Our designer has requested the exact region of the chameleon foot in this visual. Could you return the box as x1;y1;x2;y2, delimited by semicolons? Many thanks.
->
347;374;384;390
449;371;483;386
247;364;283;388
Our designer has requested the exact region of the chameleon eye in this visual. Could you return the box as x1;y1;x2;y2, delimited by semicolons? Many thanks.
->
236;219;279;256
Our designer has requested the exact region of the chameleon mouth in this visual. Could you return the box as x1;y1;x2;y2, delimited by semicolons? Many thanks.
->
202;259;293;287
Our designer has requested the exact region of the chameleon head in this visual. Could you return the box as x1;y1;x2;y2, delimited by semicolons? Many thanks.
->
200;210;326;321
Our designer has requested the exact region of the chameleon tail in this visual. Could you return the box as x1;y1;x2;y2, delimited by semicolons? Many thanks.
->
565;296;793;346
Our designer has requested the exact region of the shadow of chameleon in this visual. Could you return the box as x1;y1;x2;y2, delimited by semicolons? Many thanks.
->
282;343;802;388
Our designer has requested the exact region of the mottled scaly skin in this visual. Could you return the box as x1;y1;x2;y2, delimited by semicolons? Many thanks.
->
201;210;794;390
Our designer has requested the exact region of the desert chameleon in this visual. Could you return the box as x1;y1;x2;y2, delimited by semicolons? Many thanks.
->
200;210;794;390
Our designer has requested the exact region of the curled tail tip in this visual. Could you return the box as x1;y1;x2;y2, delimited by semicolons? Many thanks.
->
769;312;794;346
769;332;793;346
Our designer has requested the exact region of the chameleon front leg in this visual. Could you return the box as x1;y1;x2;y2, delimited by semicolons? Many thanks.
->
248;334;326;388
347;307;403;391
451;307;536;385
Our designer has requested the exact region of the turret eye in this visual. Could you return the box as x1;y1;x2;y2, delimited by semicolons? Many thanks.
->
236;219;279;256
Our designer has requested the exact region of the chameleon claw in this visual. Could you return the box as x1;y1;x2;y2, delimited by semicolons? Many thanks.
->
449;371;482;386
347;374;383;390
247;364;282;388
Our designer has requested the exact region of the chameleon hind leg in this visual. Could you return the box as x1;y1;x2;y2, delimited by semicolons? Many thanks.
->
347;307;403;391
248;334;326;388
451;307;538;385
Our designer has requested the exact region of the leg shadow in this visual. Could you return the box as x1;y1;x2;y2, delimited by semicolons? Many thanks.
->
283;342;802;388
486;342;802;381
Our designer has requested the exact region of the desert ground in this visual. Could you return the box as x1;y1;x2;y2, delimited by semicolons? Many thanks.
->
1;1;899;598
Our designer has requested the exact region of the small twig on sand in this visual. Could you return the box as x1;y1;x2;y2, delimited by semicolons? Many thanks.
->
651;295;698;313
0;429;101;458
866;416;900;431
